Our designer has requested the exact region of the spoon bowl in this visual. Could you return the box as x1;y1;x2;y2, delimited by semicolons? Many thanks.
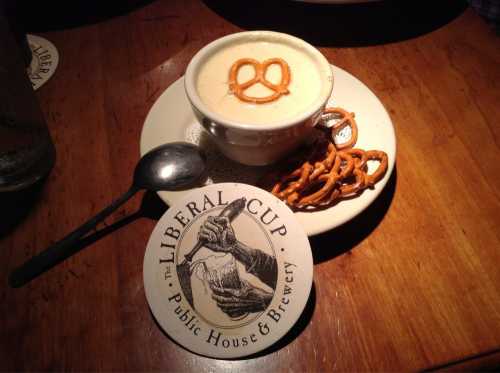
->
135;142;206;191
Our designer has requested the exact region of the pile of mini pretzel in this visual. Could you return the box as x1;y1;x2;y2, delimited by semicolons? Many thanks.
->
269;107;388;209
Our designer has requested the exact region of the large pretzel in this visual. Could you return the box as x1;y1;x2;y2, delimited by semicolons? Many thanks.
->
229;58;291;104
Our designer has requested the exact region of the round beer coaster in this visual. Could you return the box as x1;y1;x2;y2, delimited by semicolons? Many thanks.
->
143;183;313;358
27;34;59;90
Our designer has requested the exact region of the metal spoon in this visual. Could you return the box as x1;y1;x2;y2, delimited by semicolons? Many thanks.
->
9;142;206;288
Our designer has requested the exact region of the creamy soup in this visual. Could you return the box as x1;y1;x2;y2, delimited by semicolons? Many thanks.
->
196;38;324;125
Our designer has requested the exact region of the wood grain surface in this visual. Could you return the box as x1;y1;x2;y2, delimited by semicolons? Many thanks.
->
1;0;499;371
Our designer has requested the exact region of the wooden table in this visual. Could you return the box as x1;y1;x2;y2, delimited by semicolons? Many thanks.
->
1;0;499;371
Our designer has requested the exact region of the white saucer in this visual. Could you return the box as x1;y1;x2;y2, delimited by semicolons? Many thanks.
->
140;64;396;236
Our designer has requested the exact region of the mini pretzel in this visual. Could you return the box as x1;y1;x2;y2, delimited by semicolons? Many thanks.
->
334;151;355;179
323;107;358;149
346;148;368;169
272;161;313;199
310;143;336;181
229;58;291;104
363;150;388;187
339;168;365;197
297;156;342;206
296;175;335;207
311;151;357;200
321;188;341;206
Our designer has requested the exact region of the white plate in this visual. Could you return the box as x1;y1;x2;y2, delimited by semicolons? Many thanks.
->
140;65;396;236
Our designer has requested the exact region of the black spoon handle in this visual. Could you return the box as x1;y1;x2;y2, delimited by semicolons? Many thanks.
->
9;185;139;288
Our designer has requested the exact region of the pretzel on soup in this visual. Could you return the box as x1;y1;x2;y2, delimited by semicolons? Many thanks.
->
229;58;291;104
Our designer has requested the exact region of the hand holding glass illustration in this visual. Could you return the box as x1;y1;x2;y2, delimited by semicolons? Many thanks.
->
197;214;277;317
211;279;273;318
198;216;237;253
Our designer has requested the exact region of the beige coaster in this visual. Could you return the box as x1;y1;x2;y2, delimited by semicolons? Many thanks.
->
27;34;59;90
143;183;314;358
